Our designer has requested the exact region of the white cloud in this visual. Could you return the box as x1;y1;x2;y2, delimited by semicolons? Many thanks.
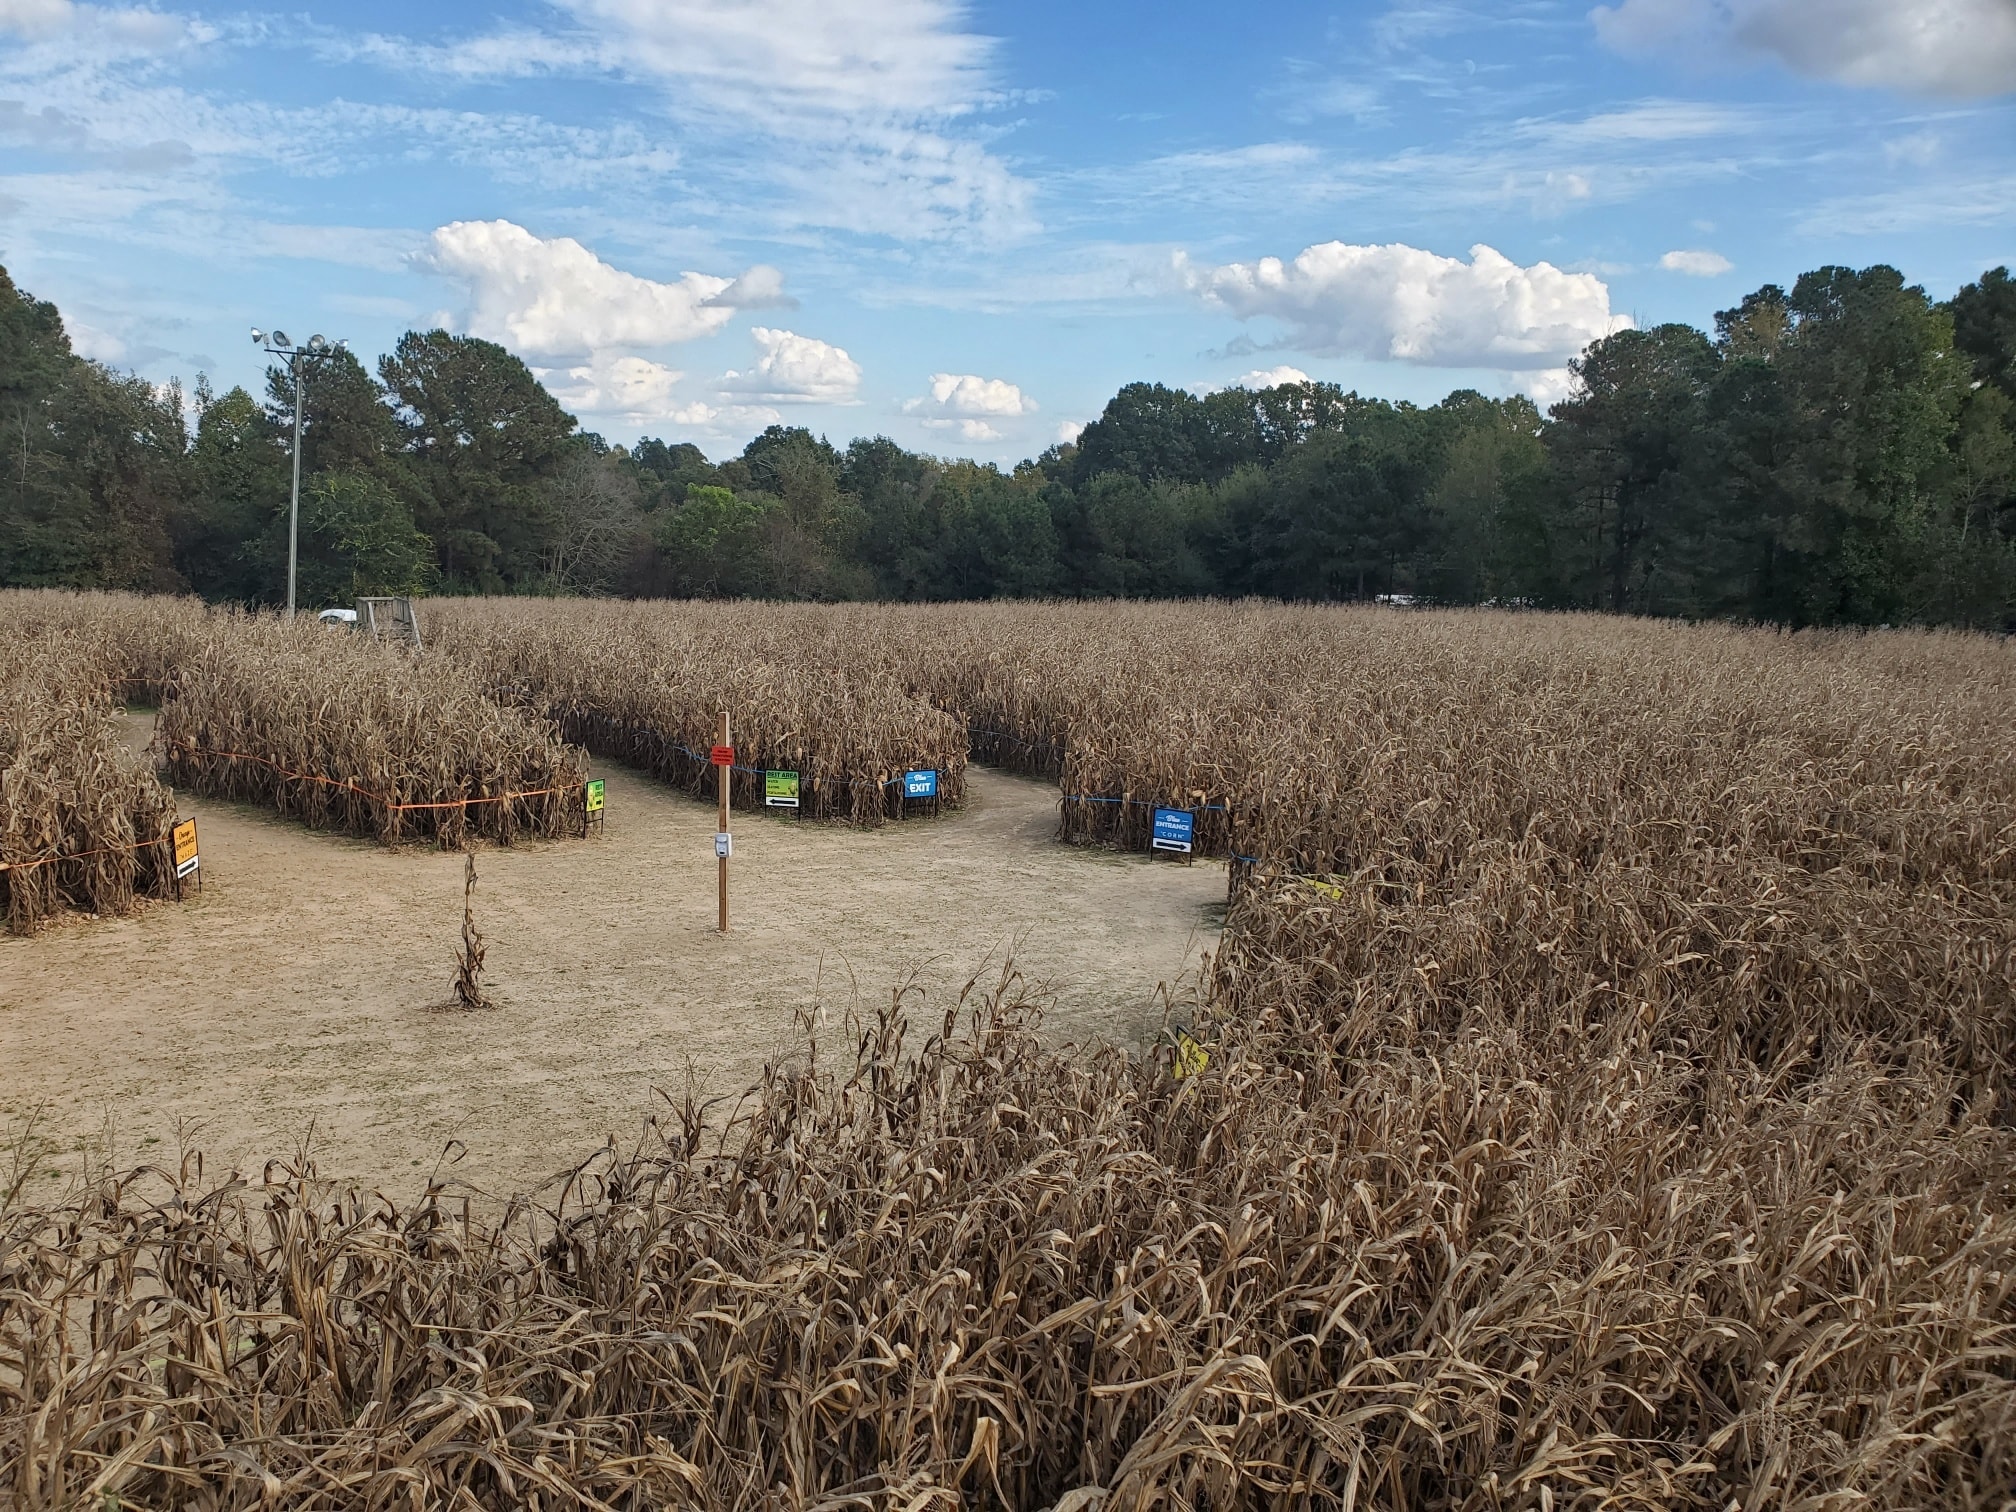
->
353;0;1035;241
67;318;127;362
717;326;862;404
0;0;195;52
537;353;684;421
558;0;992;120
1237;365;1312;389
1659;248;1733;276
1884;131;1941;167
1178;240;1630;370
419;220;751;358
1056;420;1086;445
1189;365;1314;397
1795;172;2016;234
1516;99;1763;145
902;371;1035;419
0;0;71;31
534;354;788;433
1519;368;1580;409
920;417;1003;441
1537;170;1593;208
1592;0;2016;98
662;399;785;432
705;263;796;310
1149;142;1324;175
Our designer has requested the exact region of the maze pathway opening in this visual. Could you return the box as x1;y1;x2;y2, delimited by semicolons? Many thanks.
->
0;715;1225;1198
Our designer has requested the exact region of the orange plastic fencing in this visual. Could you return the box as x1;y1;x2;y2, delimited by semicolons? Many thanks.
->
0;833;172;874
178;745;588;811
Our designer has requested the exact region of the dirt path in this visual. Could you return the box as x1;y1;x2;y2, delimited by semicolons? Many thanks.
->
1;716;1224;1198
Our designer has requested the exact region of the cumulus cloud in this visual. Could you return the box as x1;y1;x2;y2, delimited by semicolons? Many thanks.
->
702;263;796;310
1591;0;2016;98
538;352;790;432
661;400;784;431
420;220;755;358
717;326;863;404
921;417;1005;441
1190;366;1313;397
1659;248;1734;276
1237;365;1312;389
1056;420;1086;445
902;372;1035;419
1178;241;1630;370
537;353;685;421
1520;368;1581;409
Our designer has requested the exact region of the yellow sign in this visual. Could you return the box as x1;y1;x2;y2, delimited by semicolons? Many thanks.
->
584;778;606;815
172;819;199;878
1171;1027;1209;1080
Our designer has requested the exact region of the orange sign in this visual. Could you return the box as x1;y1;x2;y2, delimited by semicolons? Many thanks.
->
172;818;199;878
709;745;735;767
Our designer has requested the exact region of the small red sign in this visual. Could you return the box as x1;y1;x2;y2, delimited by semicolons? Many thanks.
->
709;745;735;767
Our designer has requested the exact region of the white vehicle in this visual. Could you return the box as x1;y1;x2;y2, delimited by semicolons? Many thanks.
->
317;607;359;626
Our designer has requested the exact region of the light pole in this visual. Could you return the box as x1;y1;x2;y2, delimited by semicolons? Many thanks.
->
250;328;346;619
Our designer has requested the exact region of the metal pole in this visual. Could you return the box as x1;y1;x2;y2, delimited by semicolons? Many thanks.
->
286;354;304;620
717;708;731;933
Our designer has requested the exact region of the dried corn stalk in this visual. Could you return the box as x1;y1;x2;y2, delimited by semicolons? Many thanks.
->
0;591;188;932
157;611;590;847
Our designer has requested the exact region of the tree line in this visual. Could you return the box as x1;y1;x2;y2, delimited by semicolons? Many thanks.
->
3;260;2012;627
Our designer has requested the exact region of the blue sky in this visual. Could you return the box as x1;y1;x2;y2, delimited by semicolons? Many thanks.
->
3;0;2013;463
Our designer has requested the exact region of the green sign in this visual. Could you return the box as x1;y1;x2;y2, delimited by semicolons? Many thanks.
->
584;778;606;814
765;770;800;808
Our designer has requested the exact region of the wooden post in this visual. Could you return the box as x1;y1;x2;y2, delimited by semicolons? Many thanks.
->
717;708;731;933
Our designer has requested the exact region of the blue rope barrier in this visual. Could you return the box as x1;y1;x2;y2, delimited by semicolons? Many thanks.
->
1061;794;1230;812
655;738;942;793
591;717;1286;867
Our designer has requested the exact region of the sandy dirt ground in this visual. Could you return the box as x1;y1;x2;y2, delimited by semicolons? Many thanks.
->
1;714;1224;1199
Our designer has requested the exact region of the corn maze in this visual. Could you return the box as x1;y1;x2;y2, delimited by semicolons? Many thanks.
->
0;592;186;933
3;590;2014;1508
158;614;591;847
427;598;967;824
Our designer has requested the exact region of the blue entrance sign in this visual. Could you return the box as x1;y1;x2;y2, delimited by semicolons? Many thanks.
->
1151;807;1195;853
903;769;939;799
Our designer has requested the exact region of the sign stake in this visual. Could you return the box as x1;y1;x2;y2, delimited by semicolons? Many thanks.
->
717;709;731;933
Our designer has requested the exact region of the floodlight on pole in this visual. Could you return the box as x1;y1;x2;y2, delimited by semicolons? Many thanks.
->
254;326;344;621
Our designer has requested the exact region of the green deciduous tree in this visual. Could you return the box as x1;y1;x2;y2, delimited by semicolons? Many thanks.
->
179;381;286;603
294;471;436;607
377;330;576;591
649;484;773;597
1545;324;1719;613
0;270;188;590
2;255;2010;627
